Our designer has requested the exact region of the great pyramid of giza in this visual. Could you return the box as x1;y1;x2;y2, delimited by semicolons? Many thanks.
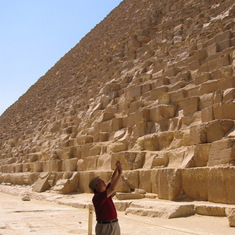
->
1;0;235;208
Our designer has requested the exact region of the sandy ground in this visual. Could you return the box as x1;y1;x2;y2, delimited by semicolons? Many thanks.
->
0;185;234;235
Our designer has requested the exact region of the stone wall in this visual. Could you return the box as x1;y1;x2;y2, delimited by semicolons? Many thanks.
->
0;0;235;204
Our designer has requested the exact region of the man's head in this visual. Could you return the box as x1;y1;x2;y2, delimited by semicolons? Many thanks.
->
89;176;106;193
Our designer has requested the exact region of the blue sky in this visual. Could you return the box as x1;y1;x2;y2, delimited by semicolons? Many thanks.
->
0;0;123;115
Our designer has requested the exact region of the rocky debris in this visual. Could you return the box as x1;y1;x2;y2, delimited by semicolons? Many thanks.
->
32;172;50;193
227;208;235;227
52;172;79;194
125;201;195;219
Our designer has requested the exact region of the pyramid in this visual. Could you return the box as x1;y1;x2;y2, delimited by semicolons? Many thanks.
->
0;0;235;204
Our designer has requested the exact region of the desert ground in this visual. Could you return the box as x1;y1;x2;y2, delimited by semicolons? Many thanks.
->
0;185;234;235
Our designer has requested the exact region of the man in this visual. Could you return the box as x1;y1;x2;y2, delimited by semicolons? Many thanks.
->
89;160;122;235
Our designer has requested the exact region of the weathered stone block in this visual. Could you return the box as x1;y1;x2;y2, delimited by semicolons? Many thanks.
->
199;80;218;95
149;86;168;100
111;118;123;131
170;89;187;103
78;171;95;193
208;167;235;204
190;124;207;145
201;106;214;122
182;168;209;201
62;158;78;171
125;85;142;101
223;88;235;102
194;72;211;85
208;139;235;166
194;144;211;167
158;168;182;200
49;160;62;172
180;97;199;115
206;120;234;143
32;172;50;192
138;170;152;193
213;103;235;119
150;105;176;122
111;152;145;170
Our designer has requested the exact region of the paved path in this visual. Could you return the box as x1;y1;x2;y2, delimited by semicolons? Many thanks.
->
0;191;234;235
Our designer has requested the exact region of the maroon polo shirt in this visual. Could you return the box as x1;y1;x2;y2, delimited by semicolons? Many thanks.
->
92;183;117;222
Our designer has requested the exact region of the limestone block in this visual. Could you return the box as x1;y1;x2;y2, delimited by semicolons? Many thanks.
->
208;139;235;166
218;39;231;52
78;171;95;193
116;192;145;200
158;131;174;150
181;146;195;168
111;152;145;170
138;170;152;193
223;88;235;102
98;112;115;122
53;172;79;194
111;118;123;131
113;129;126;140
195;205;226;216
98;132;109;142
172;70;191;84
150;104;176;123
125;85;142;101
181;97;199;116
150;169;159;194
31;162;42;172
97;154;111;170
15;164;23;173
206;120;234;143
201;106;214;122
23;163;31;172
107;141;127;153
227;209;235;227
206;43;218;56
164;66;180;77
123;170;139;190
135;134;158;151
194;144;211;167
208;167;235;204
182;168;209;201
194;72;211;85
218;76;235;90
89;145;101;156
188;59;201;70
213;103;235;119
78;156;98;171
42;161;50;172
127;108;150;126
62;158;78;171
190;124;207;145
149;86;168;100
199;80;218;95
80;144;93;158
55;147;73;160
32;172;50;192
77;159;85;171
158;168;182;200
126;201;194;219
97;120;112;132
75;135;93;145
167;149;185;168
49;160;62;172
170;89;187;103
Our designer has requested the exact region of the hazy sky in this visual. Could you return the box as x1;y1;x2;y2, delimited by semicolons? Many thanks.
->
0;0;123;115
